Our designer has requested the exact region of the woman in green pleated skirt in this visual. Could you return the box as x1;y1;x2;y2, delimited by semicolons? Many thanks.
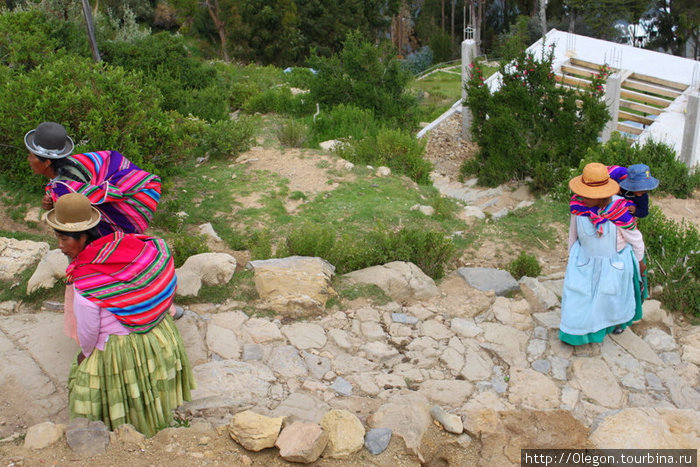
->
46;193;195;437
68;315;195;437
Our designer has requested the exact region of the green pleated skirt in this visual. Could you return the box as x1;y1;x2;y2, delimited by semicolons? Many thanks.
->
68;314;196;437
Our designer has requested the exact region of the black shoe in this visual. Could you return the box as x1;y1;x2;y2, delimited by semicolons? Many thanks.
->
173;305;185;320
612;326;624;335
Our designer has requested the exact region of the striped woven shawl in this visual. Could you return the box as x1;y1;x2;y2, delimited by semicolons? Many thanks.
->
47;151;161;236
570;195;636;234
67;233;176;333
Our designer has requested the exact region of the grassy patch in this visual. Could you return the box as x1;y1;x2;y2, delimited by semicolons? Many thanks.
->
176;270;259;306
330;278;392;308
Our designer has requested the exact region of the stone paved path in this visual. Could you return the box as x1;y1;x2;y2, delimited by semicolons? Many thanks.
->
2;271;699;459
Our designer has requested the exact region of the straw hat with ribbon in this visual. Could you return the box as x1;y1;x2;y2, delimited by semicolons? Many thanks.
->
569;163;619;199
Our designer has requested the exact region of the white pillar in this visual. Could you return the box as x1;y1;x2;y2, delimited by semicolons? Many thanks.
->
680;92;700;170
601;73;622;142
461;39;477;141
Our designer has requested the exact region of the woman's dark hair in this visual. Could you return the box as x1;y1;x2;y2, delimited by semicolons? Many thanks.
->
35;155;85;182
53;227;102;246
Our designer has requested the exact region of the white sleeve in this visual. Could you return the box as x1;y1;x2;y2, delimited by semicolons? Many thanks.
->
619;228;645;261
568;215;578;252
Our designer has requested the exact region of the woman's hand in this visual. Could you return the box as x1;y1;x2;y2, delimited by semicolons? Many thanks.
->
76;352;86;365
628;204;637;215
41;193;54;210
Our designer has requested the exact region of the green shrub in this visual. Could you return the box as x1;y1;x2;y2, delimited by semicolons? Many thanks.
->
579;134;700;198
335;128;432;184
309;104;381;146
100;32;232;121
196;118;257;160
307;30;419;128
242;87;312;116
463;47;609;193
429;29;453;63
638;206;700;317
285;224;455;279
507;251;542;279
275;119;308;148
0;54;194;189
0;8;87;70
171;234;210;268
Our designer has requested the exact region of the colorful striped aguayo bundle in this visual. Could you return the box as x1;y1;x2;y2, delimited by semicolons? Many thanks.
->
570;195;637;234
47;151;161;235
67;232;176;333
607;165;628;183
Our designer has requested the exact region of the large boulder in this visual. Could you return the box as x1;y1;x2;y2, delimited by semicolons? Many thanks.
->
229;410;285;452
344;261;439;302
366;392;432;462
177;252;236;286
248;256;337;316
590;407;700;448
462;409;589;466
456;267;519;296
320;409;365;459
0;237;49;281
27;249;69;293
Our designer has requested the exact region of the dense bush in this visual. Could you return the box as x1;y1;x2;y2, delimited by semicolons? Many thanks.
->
507;251;542;279
171;234;210;268
241;87;313;116
307;31;419;128
462;47;610;193
101;32;225;120
0;55;190;188
286;224;455;279
194;118;257;160
275;119;308;148
0;8;87;70
579;134;700;198
335;128;432;184
639;206;700;318
308;104;381;146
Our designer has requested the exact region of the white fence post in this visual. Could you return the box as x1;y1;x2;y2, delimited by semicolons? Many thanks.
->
601;73;622;143
680;92;700;170
461;38;477;141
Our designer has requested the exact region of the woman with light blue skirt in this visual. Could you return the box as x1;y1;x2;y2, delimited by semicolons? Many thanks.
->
560;163;646;345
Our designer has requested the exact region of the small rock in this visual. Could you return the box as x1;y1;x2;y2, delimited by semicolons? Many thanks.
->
320;409;365;459
229;411;285;452
65;418;110;456
364;427;392;455
430;406;463;434
392;313;418;325
376;166;391;177
331;377;353;396
24;422;64;449
275;422;328;464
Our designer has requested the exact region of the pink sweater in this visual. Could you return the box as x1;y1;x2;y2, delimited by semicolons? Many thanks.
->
73;288;130;357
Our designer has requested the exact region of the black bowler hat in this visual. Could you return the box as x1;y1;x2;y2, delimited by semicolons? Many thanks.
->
24;122;74;159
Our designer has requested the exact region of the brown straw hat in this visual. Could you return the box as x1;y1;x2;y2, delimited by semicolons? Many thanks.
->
46;193;101;232
568;163;619;199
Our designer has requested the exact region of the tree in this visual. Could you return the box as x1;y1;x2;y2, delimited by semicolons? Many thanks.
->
463;47;610;192
647;0;700;58
307;30;418;126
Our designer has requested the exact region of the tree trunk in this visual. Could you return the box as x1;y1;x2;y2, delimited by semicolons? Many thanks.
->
204;0;230;62
539;0;547;37
441;0;445;30
451;0;455;41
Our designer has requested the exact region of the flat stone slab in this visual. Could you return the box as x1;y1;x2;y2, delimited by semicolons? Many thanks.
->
456;267;518;296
